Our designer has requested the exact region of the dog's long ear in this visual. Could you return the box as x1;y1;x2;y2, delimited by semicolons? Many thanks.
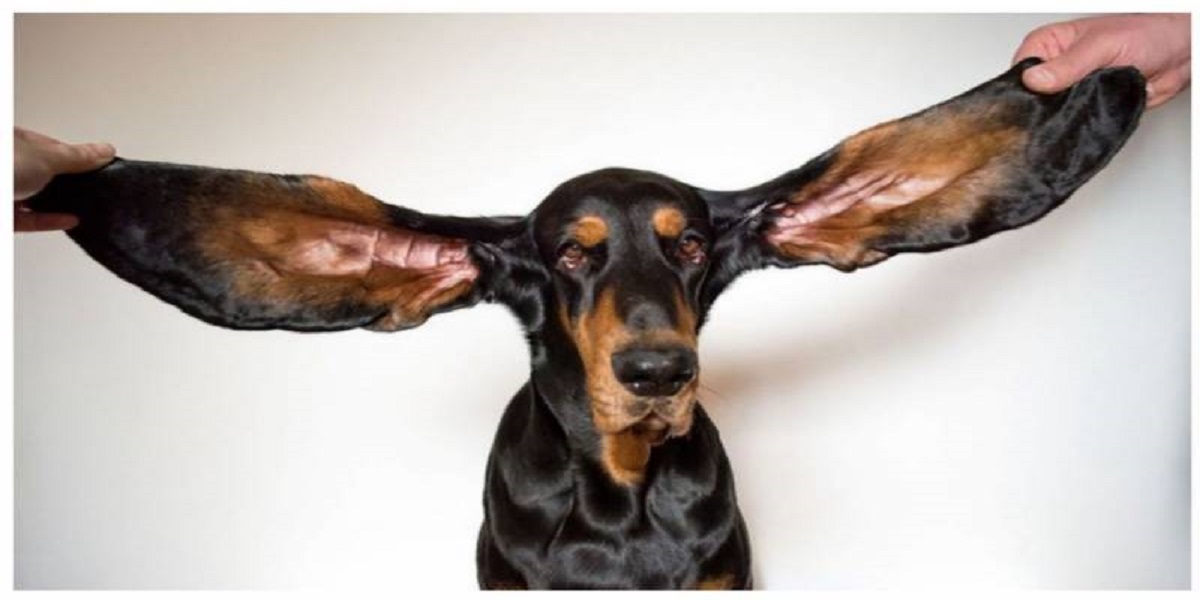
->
700;59;1146;305
28;160;527;332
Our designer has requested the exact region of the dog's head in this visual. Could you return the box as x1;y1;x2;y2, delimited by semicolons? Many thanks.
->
30;60;1145;486
532;169;707;445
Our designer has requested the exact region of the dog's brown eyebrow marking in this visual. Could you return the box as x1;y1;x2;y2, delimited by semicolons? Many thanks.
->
652;206;685;238
571;215;609;247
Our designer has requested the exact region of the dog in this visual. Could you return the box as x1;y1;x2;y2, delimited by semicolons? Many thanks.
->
28;59;1145;589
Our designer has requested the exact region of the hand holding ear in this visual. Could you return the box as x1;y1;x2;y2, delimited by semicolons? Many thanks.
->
1013;13;1190;109
14;127;115;232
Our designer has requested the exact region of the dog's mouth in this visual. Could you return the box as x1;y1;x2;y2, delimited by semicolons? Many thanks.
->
587;366;699;445
590;385;698;486
630;414;672;446
619;394;696;445
592;396;695;448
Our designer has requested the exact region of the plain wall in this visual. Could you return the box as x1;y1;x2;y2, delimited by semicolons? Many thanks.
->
14;14;1189;589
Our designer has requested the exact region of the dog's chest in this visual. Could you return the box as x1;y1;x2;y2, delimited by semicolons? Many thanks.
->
535;477;733;588
496;449;739;588
482;397;746;588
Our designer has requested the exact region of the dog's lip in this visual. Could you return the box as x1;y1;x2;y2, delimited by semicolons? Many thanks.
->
605;392;696;440
632;415;671;445
625;407;673;428
639;415;669;431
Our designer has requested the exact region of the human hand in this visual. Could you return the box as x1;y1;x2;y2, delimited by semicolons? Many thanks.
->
1013;13;1191;109
14;127;115;232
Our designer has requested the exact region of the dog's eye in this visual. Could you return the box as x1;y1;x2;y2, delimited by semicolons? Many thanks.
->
676;236;706;265
558;242;586;271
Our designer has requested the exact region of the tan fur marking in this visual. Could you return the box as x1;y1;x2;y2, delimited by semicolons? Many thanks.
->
695;574;737;590
572;288;633;435
571;215;609;248
673;288;698;343
601;429;654;487
652;206;686;238
566;289;648;485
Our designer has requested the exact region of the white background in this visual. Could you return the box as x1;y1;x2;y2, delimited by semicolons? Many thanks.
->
13;14;1189;589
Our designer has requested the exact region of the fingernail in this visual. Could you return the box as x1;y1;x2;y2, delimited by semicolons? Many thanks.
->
92;142;116;157
58;214;81;230
1027;67;1056;88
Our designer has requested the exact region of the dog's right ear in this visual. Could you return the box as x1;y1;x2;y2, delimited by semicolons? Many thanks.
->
697;59;1146;307
28;159;530;332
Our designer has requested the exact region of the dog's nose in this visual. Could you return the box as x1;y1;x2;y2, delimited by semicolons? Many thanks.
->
612;347;697;397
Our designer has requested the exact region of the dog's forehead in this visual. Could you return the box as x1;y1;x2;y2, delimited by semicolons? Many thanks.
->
533;168;705;233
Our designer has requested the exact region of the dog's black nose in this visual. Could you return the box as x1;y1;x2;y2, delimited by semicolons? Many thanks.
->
612;347;697;397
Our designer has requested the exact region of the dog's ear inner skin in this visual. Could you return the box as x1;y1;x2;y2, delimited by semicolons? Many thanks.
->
25;58;1146;590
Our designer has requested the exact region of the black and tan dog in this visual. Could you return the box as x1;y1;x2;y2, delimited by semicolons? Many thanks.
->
29;59;1145;589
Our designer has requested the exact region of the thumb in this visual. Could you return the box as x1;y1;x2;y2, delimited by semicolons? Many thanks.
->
1021;36;1118;93
44;141;116;174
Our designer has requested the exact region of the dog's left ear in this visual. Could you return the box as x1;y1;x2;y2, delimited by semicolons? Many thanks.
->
700;58;1146;304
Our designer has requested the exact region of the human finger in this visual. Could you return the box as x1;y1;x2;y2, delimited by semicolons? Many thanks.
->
1146;65;1192;108
43;141;116;174
1021;35;1120;93
14;203;79;232
1012;21;1078;65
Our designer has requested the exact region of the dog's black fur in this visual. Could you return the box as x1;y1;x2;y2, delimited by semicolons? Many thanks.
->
29;60;1145;589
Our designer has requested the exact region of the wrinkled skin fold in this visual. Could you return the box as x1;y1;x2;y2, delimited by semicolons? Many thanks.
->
28;59;1145;589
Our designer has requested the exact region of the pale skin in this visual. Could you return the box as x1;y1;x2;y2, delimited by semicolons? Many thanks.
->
1013;13;1191;109
14;127;115;232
